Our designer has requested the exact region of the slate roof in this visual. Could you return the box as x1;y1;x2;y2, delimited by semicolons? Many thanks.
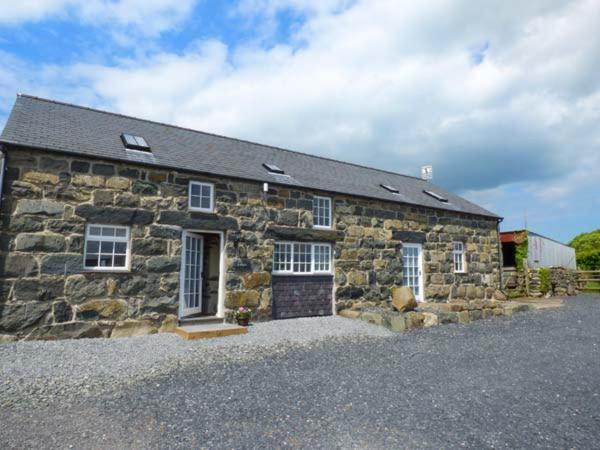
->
1;94;498;218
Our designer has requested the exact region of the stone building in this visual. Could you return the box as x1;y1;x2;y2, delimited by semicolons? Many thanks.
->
0;94;502;339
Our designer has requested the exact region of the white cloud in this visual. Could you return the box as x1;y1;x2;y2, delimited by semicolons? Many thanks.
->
1;0;599;240
0;0;195;37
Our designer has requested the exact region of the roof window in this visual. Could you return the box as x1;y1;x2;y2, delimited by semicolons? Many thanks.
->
263;163;284;174
381;184;400;194
423;189;448;202
121;133;150;152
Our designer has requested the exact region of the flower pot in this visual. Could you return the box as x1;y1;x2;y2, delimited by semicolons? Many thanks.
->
237;317;249;327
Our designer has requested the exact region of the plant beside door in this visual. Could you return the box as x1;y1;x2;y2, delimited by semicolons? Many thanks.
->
234;307;252;326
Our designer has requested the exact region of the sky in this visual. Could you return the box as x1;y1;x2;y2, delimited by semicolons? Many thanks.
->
0;0;598;243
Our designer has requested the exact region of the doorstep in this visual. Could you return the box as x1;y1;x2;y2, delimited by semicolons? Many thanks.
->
174;323;248;340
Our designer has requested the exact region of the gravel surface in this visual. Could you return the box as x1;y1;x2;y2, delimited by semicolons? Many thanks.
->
0;316;391;408
2;295;600;449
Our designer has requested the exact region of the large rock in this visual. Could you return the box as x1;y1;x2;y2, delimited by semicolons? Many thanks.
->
15;199;65;216
27;322;103;340
75;204;154;225
391;287;417;312
13;277;64;302
422;312;439;328
158;314;178;333
77;299;129;321
0;253;38;277
64;275;106;303
493;290;508;301
40;253;83;275
15;232;65;252
0;302;52;331
111;319;158;338
225;290;260;308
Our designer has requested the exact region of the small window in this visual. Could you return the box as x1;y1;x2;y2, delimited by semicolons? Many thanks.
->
381;184;400;194
453;242;466;273
121;133;150;152
84;224;130;271
424;190;448;202
273;242;293;272
313;196;332;229
189;181;214;213
313;244;331;272
293;243;312;273
272;242;332;275
263;163;284;174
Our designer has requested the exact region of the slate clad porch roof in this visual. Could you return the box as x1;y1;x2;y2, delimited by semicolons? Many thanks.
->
1;94;498;218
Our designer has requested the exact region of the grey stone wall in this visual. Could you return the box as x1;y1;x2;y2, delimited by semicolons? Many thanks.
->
0;146;501;339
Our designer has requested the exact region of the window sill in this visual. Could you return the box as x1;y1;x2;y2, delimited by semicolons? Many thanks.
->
313;225;332;230
272;272;333;276
83;268;131;273
188;207;215;214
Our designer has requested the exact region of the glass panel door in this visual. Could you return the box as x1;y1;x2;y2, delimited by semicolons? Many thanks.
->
181;232;204;316
402;244;423;301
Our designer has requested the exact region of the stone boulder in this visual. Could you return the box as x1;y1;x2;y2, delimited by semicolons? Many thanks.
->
27;322;103;340
77;299;128;321
111;319;158;338
391;287;417;312
493;290;508;301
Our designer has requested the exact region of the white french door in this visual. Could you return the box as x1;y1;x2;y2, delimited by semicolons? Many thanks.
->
180;232;204;317
402;243;424;302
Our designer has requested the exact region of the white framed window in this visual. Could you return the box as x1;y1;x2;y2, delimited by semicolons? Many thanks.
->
189;181;214;213
313;244;331;273
273;241;332;275
273;242;293;272
313;196;332;229
84;224;130;271
453;241;466;273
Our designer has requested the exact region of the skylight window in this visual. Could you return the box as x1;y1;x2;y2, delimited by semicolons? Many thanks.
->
263;163;284;174
121;133;150;152
381;184;400;194
423;190;448;202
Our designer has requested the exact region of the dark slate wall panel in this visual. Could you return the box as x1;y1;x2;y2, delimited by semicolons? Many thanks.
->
272;275;333;319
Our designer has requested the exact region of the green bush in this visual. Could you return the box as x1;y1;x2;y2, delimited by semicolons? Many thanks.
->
576;249;600;270
570;229;600;270
515;241;528;271
538;268;551;294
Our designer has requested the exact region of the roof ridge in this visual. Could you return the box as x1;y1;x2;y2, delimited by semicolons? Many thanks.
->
17;93;426;184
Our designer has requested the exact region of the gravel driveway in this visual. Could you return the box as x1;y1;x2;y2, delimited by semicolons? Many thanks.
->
2;295;599;449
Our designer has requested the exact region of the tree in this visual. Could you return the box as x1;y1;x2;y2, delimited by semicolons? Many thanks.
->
569;229;600;270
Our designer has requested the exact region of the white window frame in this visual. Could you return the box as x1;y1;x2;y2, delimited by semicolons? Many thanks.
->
83;224;131;272
188;181;215;213
453;241;466;273
312;196;332;229
272;241;332;275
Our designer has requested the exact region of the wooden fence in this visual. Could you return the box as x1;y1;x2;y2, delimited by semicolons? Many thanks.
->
576;270;600;293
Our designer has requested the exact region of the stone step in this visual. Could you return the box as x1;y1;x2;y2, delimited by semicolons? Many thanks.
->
174;323;248;340
178;316;224;326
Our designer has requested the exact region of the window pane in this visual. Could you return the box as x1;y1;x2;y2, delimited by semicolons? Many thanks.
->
114;242;127;254
87;241;100;253
99;254;112;266
100;241;114;253
115;228;127;238
190;196;200;208
191;184;201;196
113;255;126;267
89;226;101;236
201;197;211;209
101;227;115;237
85;254;98;267
201;185;211;197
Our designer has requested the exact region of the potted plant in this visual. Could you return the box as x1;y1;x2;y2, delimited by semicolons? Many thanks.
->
234;307;252;326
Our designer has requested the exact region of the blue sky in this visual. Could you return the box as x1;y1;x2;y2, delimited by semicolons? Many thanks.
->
0;0;598;243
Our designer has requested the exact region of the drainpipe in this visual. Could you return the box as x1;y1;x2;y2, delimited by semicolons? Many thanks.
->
497;217;504;292
0;147;5;210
